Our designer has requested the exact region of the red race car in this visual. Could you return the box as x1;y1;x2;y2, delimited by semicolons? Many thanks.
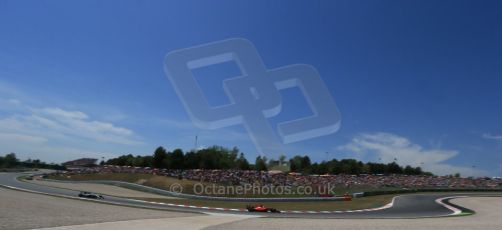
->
246;205;280;213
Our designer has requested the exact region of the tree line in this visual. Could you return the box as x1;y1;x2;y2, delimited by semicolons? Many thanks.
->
288;156;428;175
0;153;66;170
104;146;430;175
105;146;251;170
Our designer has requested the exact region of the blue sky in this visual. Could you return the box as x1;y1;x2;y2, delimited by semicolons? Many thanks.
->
0;0;501;176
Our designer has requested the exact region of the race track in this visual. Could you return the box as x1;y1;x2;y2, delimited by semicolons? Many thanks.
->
0;172;498;218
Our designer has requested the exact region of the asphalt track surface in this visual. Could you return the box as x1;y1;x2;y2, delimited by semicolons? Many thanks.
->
0;172;497;218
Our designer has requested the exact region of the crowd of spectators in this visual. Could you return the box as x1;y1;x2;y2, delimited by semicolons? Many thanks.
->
60;165;502;190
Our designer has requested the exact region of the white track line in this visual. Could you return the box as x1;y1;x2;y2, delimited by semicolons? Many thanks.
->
435;196;468;215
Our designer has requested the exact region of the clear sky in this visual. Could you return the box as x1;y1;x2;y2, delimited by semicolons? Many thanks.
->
0;0;501;176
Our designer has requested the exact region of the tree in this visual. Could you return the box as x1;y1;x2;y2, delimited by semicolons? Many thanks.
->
3;153;19;168
266;158;278;168
289;156;302;172
169;149;185;169
278;154;287;166
141;156;153;167
236;153;250;170
183;151;199;169
32;159;40;168
197;148;218;169
312;161;329;174
289;155;311;173
301;156;311;170
152;146;167;168
255;156;267;171
387;162;403;174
